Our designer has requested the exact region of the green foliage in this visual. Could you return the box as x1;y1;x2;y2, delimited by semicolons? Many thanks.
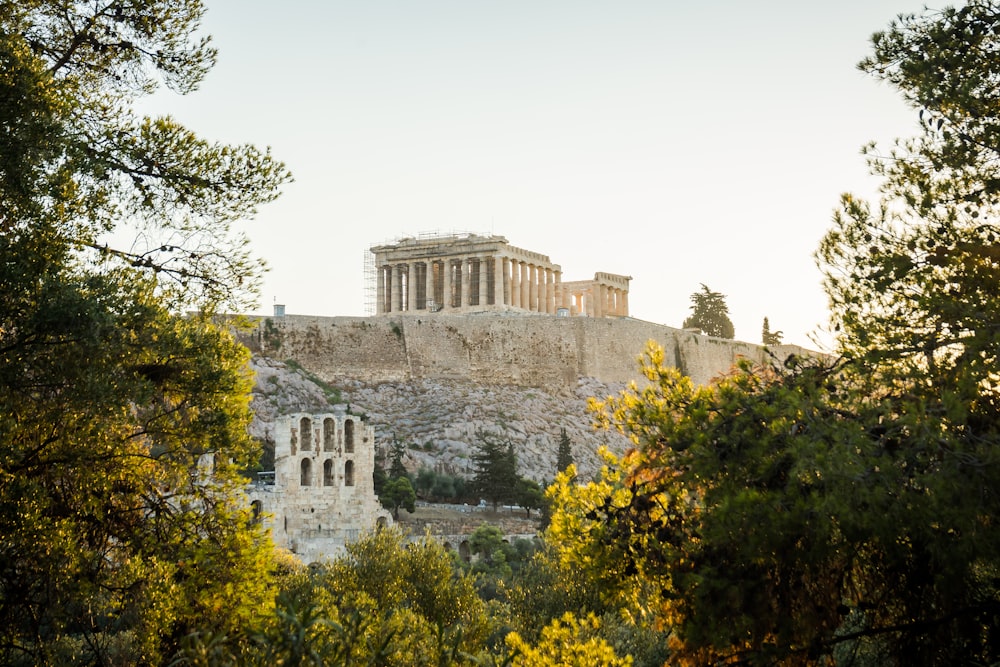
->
469;524;516;580
505;612;633;667
373;446;388;497
556;7;1000;662
761;316;783;345
556;427;574;474
587;323;1000;665
681;284;734;339
262;317;283;353
0;2;289;663
471;428;520;511
323;529;492;665
172;531;493;666
388;436;409;481
413;466;468;502
380;476;416;520
514;477;546;519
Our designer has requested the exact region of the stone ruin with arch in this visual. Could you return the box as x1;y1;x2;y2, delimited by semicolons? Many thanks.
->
247;406;392;563
245;406;539;564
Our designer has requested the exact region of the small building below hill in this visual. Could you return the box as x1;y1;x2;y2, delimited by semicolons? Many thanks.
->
369;232;630;318
248;407;391;562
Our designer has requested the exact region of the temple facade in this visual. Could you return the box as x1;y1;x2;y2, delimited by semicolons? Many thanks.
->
370;233;630;317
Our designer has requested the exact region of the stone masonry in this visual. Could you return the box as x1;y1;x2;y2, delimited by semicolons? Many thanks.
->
246;312;814;389
248;406;391;563
370;233;631;317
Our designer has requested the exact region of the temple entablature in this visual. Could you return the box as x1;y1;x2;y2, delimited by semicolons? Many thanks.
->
369;232;629;318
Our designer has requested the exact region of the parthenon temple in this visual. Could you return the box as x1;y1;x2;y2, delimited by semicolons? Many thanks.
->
370;233;631;317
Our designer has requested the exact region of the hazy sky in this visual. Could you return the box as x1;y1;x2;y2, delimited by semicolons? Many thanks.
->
145;0;927;349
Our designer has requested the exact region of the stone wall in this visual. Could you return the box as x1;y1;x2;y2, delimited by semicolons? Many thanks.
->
243;312;813;388
248;408;392;563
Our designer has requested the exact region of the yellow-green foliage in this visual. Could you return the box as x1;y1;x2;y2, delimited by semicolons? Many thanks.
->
506;612;632;667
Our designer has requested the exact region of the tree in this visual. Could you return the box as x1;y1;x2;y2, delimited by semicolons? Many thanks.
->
515;477;546;519
415;466;437;499
388;436;409;481
505;613;632;667
373;445;389;496
556;427;574;474
0;1;289;663
568;4;1000;663
174;529;493;666
761;316;783;345
471;428;519;511
682;284;734;338
468;523;515;578
323;529;491;664
380;476;416;520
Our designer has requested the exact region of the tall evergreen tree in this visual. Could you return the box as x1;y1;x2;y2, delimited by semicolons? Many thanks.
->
761;316;784;345
471;429;519;511
388;436;409;481
682;284;735;339
556;427;574;474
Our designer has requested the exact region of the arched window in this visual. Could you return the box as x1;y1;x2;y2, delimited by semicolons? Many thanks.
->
300;458;312;486
345;419;355;453
323;459;334;486
323;418;335;451
300;417;312;450
344;460;355;487
250;500;263;525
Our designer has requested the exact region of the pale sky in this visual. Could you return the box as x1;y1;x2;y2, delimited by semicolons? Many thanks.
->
144;0;926;349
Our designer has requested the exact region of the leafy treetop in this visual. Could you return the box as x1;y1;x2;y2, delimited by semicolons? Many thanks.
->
682;284;735;339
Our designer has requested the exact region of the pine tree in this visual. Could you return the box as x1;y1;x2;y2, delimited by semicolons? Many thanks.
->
556;428;574;474
388;436;409;481
761;317;784;345
682;284;735;339
471;429;519;511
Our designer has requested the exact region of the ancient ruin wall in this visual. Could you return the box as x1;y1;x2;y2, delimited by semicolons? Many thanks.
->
245;313;813;388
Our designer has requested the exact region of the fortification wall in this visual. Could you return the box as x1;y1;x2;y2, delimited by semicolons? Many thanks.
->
245;313;813;388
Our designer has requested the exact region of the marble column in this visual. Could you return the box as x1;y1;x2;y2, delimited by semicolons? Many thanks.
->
537;267;546;313
390;265;401;313
460;258;470;308
511;259;521;308
425;260;435;311
621;289;629;316
547;268;554;313
493;255;504;306
479;257;488;306
442;259;452;310
557;270;568;310
520;262;530;310
407;263;417;312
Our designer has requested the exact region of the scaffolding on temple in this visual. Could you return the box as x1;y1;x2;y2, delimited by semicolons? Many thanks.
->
365;231;481;315
362;244;376;316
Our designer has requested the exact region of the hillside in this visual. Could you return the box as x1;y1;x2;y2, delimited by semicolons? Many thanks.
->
249;355;633;482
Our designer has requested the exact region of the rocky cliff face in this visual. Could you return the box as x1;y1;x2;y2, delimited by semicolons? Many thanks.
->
243;313;816;482
249;356;632;482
